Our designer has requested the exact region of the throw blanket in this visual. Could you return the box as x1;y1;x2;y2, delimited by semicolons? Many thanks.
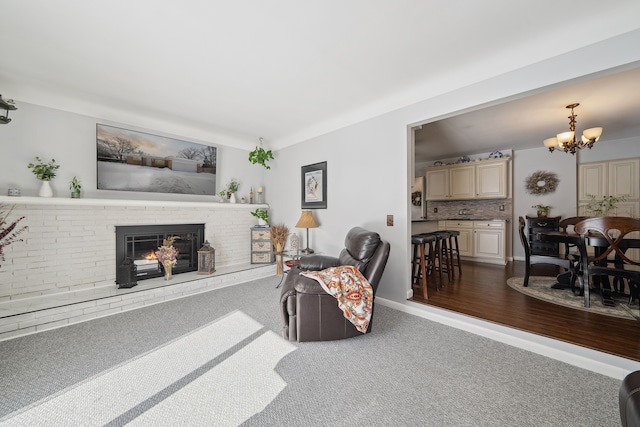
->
301;265;373;333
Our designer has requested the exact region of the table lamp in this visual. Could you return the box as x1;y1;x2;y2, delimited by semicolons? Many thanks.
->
295;210;319;254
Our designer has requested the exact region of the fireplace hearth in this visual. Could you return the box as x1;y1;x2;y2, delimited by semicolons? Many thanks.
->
115;224;205;284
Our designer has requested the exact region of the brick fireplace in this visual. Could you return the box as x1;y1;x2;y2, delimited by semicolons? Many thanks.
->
0;197;264;302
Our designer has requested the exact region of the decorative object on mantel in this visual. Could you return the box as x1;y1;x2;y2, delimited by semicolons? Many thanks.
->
0;94;17;124
27;156;60;197
271;224;290;275
248;137;274;170
581;194;627;217
69;176;82;198
543;103;603;154
257;186;264;204
117;257;138;288
525;170;559;195
295;210;319;254
531;204;552;218
7;189;20;197
156;236;180;280
197;241;216;275
225;179;240;203
251;208;269;226
0;203;28;270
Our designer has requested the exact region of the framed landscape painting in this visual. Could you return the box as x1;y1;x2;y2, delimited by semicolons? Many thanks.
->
301;161;327;209
96;124;218;195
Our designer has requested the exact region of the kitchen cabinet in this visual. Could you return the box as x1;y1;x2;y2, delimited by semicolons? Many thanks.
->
475;161;508;198
438;219;507;264
443;220;473;257
425;158;508;201
473;221;506;260
578;157;639;217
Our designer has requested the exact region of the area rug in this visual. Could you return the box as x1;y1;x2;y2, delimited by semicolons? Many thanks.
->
507;276;640;321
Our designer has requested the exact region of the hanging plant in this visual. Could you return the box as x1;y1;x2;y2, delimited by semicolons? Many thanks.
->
248;137;274;169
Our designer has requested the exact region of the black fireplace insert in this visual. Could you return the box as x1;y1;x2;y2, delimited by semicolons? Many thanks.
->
115;224;205;284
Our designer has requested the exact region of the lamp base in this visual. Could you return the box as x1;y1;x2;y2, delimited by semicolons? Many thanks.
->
300;248;314;254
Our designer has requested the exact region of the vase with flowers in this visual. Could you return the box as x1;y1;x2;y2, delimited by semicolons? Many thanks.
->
156;236;180;280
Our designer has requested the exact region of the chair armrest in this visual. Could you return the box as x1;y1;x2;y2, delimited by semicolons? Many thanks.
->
299;255;339;270
294;274;328;295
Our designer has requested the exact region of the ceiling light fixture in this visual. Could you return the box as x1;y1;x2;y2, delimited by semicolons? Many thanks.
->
0;94;17;124
543;103;602;155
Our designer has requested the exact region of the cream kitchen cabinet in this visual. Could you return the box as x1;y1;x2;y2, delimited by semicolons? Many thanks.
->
438;220;507;264
473;221;505;261
475;161;508;198
578;158;639;217
426;159;508;201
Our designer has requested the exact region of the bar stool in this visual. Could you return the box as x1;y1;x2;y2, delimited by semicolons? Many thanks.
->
435;231;454;283
411;234;430;299
439;229;462;277
418;232;443;289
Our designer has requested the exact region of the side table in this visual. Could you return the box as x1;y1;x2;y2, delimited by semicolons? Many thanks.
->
275;250;310;288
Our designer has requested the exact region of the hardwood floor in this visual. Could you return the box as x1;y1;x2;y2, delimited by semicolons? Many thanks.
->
410;260;640;362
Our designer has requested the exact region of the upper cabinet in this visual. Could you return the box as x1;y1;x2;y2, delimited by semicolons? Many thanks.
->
425;158;509;201
578;157;639;217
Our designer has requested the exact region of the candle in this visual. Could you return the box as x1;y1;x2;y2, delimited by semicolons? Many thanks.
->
258;187;263;193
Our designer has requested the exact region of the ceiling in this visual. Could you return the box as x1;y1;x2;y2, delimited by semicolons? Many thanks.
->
1;1;640;152
414;65;640;162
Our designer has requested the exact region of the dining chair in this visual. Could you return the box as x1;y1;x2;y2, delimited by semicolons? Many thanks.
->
574;216;640;308
559;216;589;258
518;216;578;288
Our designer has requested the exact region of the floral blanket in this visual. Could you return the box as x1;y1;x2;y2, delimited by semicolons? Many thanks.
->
300;265;373;333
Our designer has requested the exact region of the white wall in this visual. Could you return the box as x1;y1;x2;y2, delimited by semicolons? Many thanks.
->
0;102;265;202
266;30;640;302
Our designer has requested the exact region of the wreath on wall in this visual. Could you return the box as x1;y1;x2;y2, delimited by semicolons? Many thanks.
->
525;170;559;195
411;191;422;206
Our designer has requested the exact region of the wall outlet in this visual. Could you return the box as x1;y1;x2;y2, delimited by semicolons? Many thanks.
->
433;207;438;213
387;215;394;226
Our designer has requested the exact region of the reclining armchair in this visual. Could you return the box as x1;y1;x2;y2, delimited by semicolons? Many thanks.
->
280;227;390;342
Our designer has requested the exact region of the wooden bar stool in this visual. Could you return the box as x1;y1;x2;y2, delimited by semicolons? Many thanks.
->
418;232;443;289
439;229;462;277
435;231;454;284
411;234;430;299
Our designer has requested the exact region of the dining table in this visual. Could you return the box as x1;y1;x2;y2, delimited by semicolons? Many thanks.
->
536;230;616;306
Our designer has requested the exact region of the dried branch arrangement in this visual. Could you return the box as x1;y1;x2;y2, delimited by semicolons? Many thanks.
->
270;223;289;275
0;204;28;269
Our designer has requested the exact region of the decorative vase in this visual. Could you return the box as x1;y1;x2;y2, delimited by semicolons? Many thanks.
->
38;180;53;197
229;192;237;204
163;260;173;280
71;192;81;199
537;210;548;218
258;218;267;226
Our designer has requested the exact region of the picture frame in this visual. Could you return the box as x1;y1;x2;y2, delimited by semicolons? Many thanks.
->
301;161;327;209
96;124;218;195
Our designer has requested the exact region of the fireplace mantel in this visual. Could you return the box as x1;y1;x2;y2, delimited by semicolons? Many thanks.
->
0;195;269;209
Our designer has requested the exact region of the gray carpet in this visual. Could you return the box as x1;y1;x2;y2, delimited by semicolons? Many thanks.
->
0;275;622;426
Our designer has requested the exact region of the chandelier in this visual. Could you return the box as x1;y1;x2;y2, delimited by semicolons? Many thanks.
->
543;103;602;155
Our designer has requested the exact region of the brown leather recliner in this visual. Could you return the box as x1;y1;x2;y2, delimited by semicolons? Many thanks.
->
280;226;390;342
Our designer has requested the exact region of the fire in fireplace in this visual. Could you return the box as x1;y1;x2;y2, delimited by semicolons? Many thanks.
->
115;224;205;284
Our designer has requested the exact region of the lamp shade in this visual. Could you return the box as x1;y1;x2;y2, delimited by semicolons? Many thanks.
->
295;210;319;229
543;137;558;148
556;131;574;144
582;127;603;142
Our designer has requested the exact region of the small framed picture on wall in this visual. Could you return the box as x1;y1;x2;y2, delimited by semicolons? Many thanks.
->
301;161;327;209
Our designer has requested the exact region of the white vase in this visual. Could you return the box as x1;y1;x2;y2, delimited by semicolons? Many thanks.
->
229;193;237;204
258;218;267;226
38;180;53;197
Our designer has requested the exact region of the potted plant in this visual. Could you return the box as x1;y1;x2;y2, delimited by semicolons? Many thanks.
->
250;208;269;226
532;204;551;217
69;176;81;198
248;145;274;170
218;179;240;203
27;156;60;197
582;194;627;216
